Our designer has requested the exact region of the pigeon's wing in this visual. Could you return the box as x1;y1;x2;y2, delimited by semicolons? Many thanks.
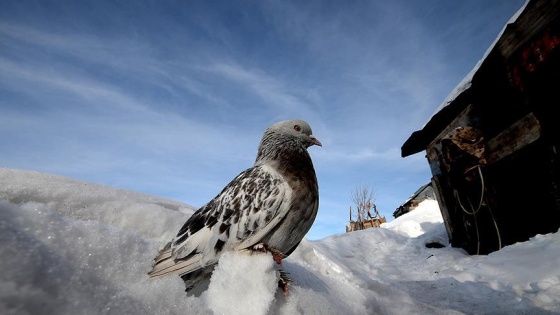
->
148;164;291;278
229;165;294;251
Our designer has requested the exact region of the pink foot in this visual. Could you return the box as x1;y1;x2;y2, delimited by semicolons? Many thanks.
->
251;244;284;266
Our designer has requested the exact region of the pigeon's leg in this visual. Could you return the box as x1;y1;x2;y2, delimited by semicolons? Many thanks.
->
251;244;292;296
268;247;285;267
251;244;285;267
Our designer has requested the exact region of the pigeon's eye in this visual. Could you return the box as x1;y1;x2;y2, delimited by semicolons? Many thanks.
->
294;125;301;132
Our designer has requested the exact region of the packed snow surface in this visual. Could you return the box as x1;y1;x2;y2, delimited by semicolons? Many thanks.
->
1;168;559;314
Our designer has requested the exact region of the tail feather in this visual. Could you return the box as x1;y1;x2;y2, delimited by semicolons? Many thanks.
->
152;245;172;265
148;259;198;277
148;245;202;278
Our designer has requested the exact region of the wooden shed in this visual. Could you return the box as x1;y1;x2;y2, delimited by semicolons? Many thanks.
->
393;182;436;219
401;0;560;255
346;203;386;233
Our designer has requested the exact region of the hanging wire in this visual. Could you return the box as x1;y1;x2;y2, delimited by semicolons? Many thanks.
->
454;164;503;254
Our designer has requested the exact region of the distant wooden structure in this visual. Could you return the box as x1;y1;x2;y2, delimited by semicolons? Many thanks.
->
393;182;436;219
346;203;386;232
401;0;560;254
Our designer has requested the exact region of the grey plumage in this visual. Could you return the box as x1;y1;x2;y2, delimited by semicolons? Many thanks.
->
148;119;321;293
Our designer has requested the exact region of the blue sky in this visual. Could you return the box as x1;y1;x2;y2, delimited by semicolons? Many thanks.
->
0;0;526;240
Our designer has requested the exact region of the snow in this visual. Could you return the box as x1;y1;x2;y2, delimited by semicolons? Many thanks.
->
1;168;559;315
201;251;278;315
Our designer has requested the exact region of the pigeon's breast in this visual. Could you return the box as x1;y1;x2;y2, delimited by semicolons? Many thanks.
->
263;161;319;254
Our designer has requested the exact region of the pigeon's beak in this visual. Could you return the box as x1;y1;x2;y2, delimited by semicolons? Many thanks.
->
310;135;322;147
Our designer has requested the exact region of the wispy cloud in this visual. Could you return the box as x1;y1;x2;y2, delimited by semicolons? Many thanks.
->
0;0;526;239
207;62;319;118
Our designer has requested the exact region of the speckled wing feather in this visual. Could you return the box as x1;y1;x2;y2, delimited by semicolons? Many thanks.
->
148;164;292;278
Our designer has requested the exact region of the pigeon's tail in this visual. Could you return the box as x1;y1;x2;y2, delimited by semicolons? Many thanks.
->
147;242;202;278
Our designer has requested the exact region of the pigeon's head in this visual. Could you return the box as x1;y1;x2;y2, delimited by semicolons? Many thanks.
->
255;119;321;166
268;119;322;148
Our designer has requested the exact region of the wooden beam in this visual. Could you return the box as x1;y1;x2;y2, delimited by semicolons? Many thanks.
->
486;112;542;164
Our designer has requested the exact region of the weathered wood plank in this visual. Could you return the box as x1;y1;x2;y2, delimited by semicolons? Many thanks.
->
498;0;560;59
486;112;542;164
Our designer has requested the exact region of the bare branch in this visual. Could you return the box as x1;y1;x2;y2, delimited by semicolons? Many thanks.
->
350;184;377;222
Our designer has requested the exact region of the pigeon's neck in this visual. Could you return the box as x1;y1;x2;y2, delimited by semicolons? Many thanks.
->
254;133;316;180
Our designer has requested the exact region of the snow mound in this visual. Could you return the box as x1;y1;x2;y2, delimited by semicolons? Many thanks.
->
1;168;559;314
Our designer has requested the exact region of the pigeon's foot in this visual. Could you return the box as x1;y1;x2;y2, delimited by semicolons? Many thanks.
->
252;243;268;253
278;270;293;296
251;244;285;267
251;244;292;295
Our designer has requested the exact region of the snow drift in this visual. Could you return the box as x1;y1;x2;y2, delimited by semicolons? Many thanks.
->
1;168;559;314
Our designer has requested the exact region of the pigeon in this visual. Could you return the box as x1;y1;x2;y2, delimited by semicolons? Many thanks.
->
148;119;321;295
